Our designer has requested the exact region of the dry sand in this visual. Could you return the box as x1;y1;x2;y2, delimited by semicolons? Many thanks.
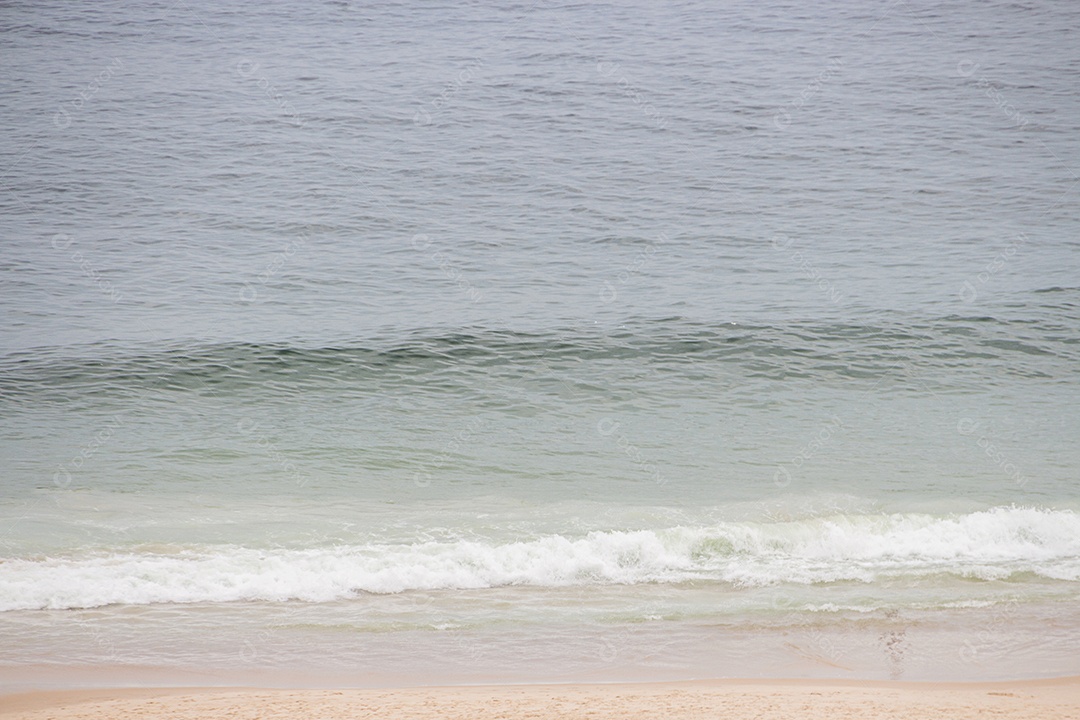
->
2;677;1079;720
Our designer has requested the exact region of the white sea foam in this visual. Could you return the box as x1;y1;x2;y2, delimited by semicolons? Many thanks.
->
2;507;1077;611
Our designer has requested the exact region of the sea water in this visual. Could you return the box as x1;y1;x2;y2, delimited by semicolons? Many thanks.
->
1;0;1078;687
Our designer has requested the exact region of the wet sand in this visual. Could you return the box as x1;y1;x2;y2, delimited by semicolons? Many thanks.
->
3;677;1079;720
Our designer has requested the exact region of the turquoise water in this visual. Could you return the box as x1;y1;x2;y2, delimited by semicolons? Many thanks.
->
1;0;1079;686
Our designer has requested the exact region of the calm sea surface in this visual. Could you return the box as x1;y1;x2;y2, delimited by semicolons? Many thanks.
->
1;0;1079;687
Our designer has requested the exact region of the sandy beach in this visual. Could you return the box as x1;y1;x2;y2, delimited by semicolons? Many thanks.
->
3;677;1079;720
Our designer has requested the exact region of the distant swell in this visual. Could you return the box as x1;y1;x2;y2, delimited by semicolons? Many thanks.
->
2;507;1078;611
2;311;1076;405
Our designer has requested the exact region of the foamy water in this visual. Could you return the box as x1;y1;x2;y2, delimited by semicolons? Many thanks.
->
4;507;1080;612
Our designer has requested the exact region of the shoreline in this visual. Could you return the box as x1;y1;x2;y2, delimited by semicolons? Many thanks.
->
4;676;1079;720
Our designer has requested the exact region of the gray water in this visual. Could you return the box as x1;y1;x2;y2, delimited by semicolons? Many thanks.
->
1;0;1079;687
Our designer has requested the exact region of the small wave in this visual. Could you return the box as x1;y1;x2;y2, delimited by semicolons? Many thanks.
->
3;312;1077;405
2;507;1077;611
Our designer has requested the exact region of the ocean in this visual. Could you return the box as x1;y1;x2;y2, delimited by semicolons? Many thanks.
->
1;0;1079;688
